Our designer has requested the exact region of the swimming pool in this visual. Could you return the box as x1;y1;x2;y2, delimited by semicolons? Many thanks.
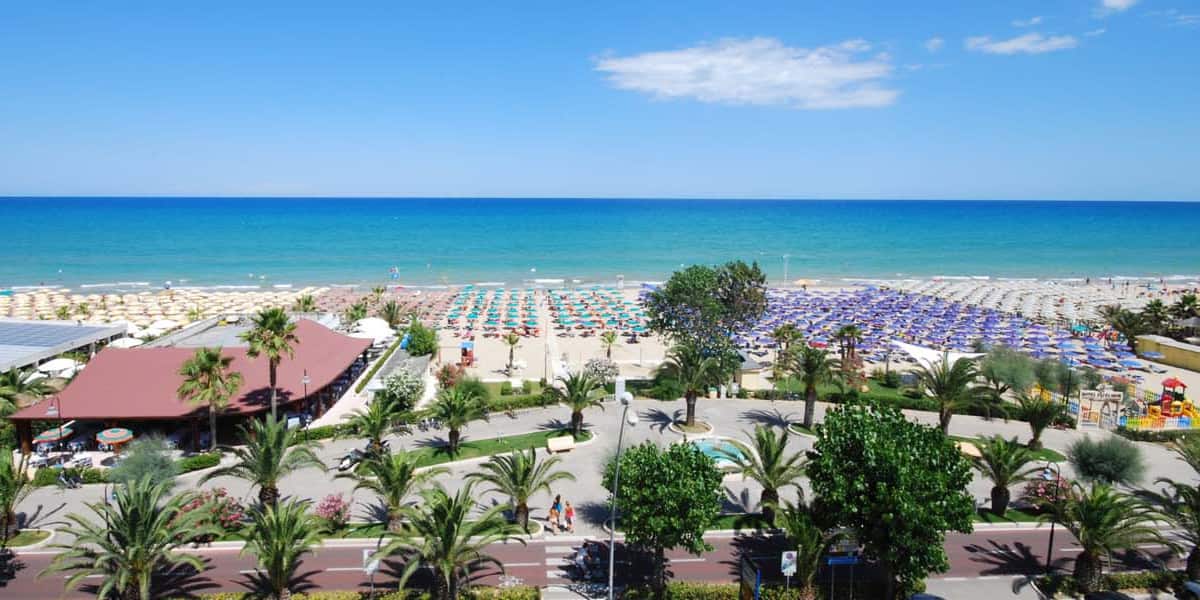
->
690;438;746;465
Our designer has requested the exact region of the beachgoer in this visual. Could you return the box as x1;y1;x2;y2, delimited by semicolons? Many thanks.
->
552;494;563;531
548;505;559;534
565;501;575;533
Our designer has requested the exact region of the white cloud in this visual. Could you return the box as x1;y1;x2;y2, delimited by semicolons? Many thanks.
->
594;37;899;110
1100;0;1138;12
1150;9;1200;26
964;33;1079;55
1012;16;1044;27
1085;28;1107;36
924;37;945;52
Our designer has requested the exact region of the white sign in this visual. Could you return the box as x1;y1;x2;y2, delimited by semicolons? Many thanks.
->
363;548;380;575
780;550;797;577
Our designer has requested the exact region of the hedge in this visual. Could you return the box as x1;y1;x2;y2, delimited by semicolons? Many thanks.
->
185;587;538;600
487;393;554;413
33;466;108;486
177;452;220;473
623;582;862;600
1036;569;1186;596
1115;426;1200;443
354;337;403;394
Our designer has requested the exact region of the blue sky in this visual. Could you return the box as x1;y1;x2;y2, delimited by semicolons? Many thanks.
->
1;1;1197;200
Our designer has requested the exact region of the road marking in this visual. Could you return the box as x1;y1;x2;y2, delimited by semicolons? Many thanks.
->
238;569;258;574
546;570;566;578
325;567;363;572
505;562;542;567
669;558;706;563
545;545;576;553
940;577;968;581
545;557;572;566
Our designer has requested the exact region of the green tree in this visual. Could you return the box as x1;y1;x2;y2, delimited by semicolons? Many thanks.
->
201;414;325;506
42;477;217;600
972;436;1040;516
1043;482;1172;593
1170;293;1200;319
341;393;403;455
721;426;806;525
770;323;801;359
343;300;369;323
501;332;521;373
375;484;524;600
776;500;840;598
374;370;425;415
406;318;438;357
600;330;619;359
427;385;487;454
807;402;975;599
834;324;863;364
1142;299;1170;334
337;452;444;532
378;300;404;329
177;347;244;452
239;499;322;600
1138;478;1200;579
107;436;179;488
789;345;834;429
291;294;317;313
978;345;1035;398
240;307;298;419
915;354;990;433
644;261;767;356
1067;435;1144;486
655;342;722;428
470;448;575;532
543;371;603;437
0;367;51;416
0;452;32;545
1015;393;1069;450
1104;307;1148;353
603;442;723;597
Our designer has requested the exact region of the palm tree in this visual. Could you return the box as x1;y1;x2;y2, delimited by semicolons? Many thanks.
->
1138;479;1200;579
1142;299;1169;333
186;305;204;322
201;415;324;506
722;426;806;525
376;484;524;600
776;500;840;598
336;452;445;532
379;300;404;329
177;347;244;452
239;499;322;600
341;393;403;455
501;332;521;373
1043;482;1173;593
0;367;51;416
371;286;387;303
770;323;800;358
655;342;721;428
600;330;619;359
1170;293;1200;319
240;307;298;419
834;324;863;364
972;436;1040;516
343;300;368;323
915;354;989;434
1016;393;1068;450
543;371;603;437
1104;308;1148;353
291;294;317;313
42;476;216;600
427;386;488;454
0;452;32;545
789;345;833;429
54;305;72;320
469;449;575;532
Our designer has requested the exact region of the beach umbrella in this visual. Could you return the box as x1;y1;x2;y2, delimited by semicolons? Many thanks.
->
1142;351;1165;359
96;427;134;446
1119;359;1145;369
34;425;74;444
38;358;80;373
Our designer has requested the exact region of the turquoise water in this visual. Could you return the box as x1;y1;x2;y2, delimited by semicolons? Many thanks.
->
691;438;745;462
1;198;1197;289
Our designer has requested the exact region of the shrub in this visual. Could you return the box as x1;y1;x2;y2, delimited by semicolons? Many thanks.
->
315;493;350;533
435;363;466;389
354;337;401;394
1036;569;1186;596
1068;435;1145;485
1020;473;1072;507
453;376;490;402
79;467;108;484
33;466;109;486
376;370;425;413
1115;426;1200;443
176;452;220;473
178;487;246;542
583;357;620;384
405;320;438;357
499;381;513;396
487;393;547;413
107;436;179;487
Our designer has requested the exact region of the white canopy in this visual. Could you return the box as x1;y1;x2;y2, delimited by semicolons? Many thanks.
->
890;340;984;370
354;317;391;331
109;337;145;348
149;319;179;330
38;357;81;373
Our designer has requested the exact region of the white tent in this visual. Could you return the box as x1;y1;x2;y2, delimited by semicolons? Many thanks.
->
149;319;179;330
890;340;984;370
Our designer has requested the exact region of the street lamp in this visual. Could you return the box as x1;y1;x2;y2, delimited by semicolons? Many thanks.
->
608;391;637;600
1042;462;1063;574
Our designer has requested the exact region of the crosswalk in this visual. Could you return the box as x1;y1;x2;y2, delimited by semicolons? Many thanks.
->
543;543;576;580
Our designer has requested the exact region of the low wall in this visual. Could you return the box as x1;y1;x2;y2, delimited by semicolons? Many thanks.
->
1138;335;1200;371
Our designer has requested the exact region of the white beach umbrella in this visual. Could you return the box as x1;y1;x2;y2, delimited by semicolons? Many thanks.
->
109;337;145;348
38;358;81;373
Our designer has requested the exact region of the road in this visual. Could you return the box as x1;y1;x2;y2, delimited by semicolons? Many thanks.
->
1;525;1185;599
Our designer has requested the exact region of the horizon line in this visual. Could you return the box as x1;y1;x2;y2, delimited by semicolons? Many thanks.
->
0;195;1198;203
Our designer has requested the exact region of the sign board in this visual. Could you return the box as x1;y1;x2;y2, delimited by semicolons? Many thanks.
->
362;548;379;575
780;551;797;577
826;555;861;566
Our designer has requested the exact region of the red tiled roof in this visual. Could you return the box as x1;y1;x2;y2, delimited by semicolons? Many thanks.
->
9;319;371;421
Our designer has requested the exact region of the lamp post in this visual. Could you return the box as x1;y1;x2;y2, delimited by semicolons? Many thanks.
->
45;395;62;451
1042;461;1063;574
302;370;311;441
608;391;637;600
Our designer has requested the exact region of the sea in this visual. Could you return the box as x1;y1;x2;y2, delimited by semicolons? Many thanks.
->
1;197;1198;291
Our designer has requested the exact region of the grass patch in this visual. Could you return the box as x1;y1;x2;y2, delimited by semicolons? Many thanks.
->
974;507;1042;524
482;381;543;399
5;529;50;547
409;429;593;468
950;435;1066;462
353;337;403;394
712;513;766;531
787;423;816;436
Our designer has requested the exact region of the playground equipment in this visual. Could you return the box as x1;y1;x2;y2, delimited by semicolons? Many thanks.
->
1122;377;1196;430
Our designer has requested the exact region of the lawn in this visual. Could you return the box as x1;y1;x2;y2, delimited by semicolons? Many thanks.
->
5;529;50;547
951;435;1066;462
408;428;593;468
974;507;1042;524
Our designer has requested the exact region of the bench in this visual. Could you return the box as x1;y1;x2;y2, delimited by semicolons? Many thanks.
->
546;435;576;453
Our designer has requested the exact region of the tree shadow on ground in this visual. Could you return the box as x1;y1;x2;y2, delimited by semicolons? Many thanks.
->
236;566;320;599
638;408;679;434
723;488;757;514
0;548;25;589
962;538;1061;576
375;553;500;593
576;500;611;528
78;560;219;599
739;408;797;429
19;501;69;530
540;417;573;432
